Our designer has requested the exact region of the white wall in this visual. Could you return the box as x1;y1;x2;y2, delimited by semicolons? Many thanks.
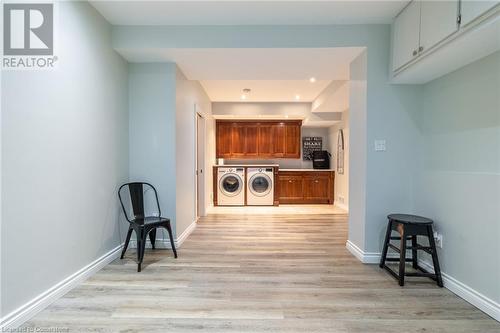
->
175;68;212;235
328;110;349;211
415;51;500;305
347;51;367;249
1;1;128;320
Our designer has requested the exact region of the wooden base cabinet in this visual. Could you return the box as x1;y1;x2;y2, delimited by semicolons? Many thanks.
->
278;171;334;204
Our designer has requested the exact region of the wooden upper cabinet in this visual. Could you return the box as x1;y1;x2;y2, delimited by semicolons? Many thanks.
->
216;120;302;159
245;124;259;157
216;122;232;158
284;123;301;158
271;123;286;157
258;124;273;157
231;124;247;158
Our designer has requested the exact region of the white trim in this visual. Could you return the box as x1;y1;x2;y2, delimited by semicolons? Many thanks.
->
345;240;500;322
345;240;384;264
0;244;123;329
176;220;197;247
334;202;349;212
418;259;500;322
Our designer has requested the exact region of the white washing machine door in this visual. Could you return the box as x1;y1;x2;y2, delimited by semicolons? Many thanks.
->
249;173;272;197
219;173;243;197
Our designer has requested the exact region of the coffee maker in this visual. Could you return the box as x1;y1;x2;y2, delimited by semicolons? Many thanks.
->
312;150;331;169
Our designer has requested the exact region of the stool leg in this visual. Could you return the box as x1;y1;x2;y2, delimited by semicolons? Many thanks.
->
411;235;418;269
379;220;393;268
398;225;407;286
427;226;443;287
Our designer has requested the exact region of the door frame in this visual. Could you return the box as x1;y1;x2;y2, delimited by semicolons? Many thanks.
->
195;105;207;219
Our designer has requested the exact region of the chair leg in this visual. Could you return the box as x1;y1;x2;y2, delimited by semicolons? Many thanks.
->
136;228;146;272
121;226;133;259
427;226;444;287
379;220;393;268
411;235;418;269
149;229;157;250
165;223;177;258
398;226;407;286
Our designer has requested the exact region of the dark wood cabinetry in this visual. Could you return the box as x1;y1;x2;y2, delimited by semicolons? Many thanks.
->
216;120;301;159
278;171;334;204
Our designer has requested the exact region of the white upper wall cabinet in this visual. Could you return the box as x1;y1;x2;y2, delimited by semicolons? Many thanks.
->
461;1;499;27
392;1;421;71
420;1;459;54
391;0;500;83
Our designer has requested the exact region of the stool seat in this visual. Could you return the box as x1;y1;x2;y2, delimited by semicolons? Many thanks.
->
380;213;443;287
388;214;433;225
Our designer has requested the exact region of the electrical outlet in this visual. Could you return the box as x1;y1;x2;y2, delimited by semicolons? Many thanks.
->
374;139;386;151
433;231;443;248
338;196;345;204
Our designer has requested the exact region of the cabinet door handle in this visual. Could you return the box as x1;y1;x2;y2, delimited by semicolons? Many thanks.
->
418;46;424;52
412;50;418;56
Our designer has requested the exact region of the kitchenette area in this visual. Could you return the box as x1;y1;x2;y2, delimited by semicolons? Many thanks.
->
212;119;337;208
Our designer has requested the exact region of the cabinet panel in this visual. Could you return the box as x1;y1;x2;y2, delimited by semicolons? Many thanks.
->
245;124;259;157
303;176;331;203
216;123;232;158
278;175;303;203
420;1;459;53
231;124;247;158
271;123;286;157
284;123;301;158
258;125;273;157
461;1;499;27
392;0;421;71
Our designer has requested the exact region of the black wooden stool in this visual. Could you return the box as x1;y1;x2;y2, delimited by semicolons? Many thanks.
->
379;214;443;287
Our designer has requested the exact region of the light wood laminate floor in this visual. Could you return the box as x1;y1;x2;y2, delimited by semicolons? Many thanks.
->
25;213;500;332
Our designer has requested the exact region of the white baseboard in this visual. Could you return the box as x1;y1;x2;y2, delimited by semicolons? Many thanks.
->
417;259;500;322
334;202;349;212
345;240;500;322
345;240;389;264
0;244;123;329
176;220;197;247
128;220;197;249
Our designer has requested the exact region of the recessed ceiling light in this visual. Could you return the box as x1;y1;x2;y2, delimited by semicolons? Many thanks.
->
241;94;247;100
295;95;301;100
309;77;316;83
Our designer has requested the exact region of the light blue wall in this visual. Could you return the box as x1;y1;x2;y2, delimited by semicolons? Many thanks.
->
175;68;212;236
1;2;128;318
113;24;423;253
415;51;500;303
128;63;177;236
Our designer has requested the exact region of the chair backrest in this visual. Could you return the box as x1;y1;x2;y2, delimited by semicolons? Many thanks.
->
118;182;161;222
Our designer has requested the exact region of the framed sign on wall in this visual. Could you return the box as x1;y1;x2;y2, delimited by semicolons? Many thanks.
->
302;137;323;161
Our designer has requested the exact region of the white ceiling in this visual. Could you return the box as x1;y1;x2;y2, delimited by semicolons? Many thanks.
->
91;1;408;26
116;47;364;101
201;80;332;102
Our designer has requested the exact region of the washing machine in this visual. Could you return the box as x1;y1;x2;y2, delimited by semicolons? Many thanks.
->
247;167;274;206
217;167;245;206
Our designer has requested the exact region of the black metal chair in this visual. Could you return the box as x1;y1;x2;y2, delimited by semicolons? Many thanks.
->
118;182;177;272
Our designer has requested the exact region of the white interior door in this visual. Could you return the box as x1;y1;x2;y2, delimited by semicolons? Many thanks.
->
196;111;206;218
